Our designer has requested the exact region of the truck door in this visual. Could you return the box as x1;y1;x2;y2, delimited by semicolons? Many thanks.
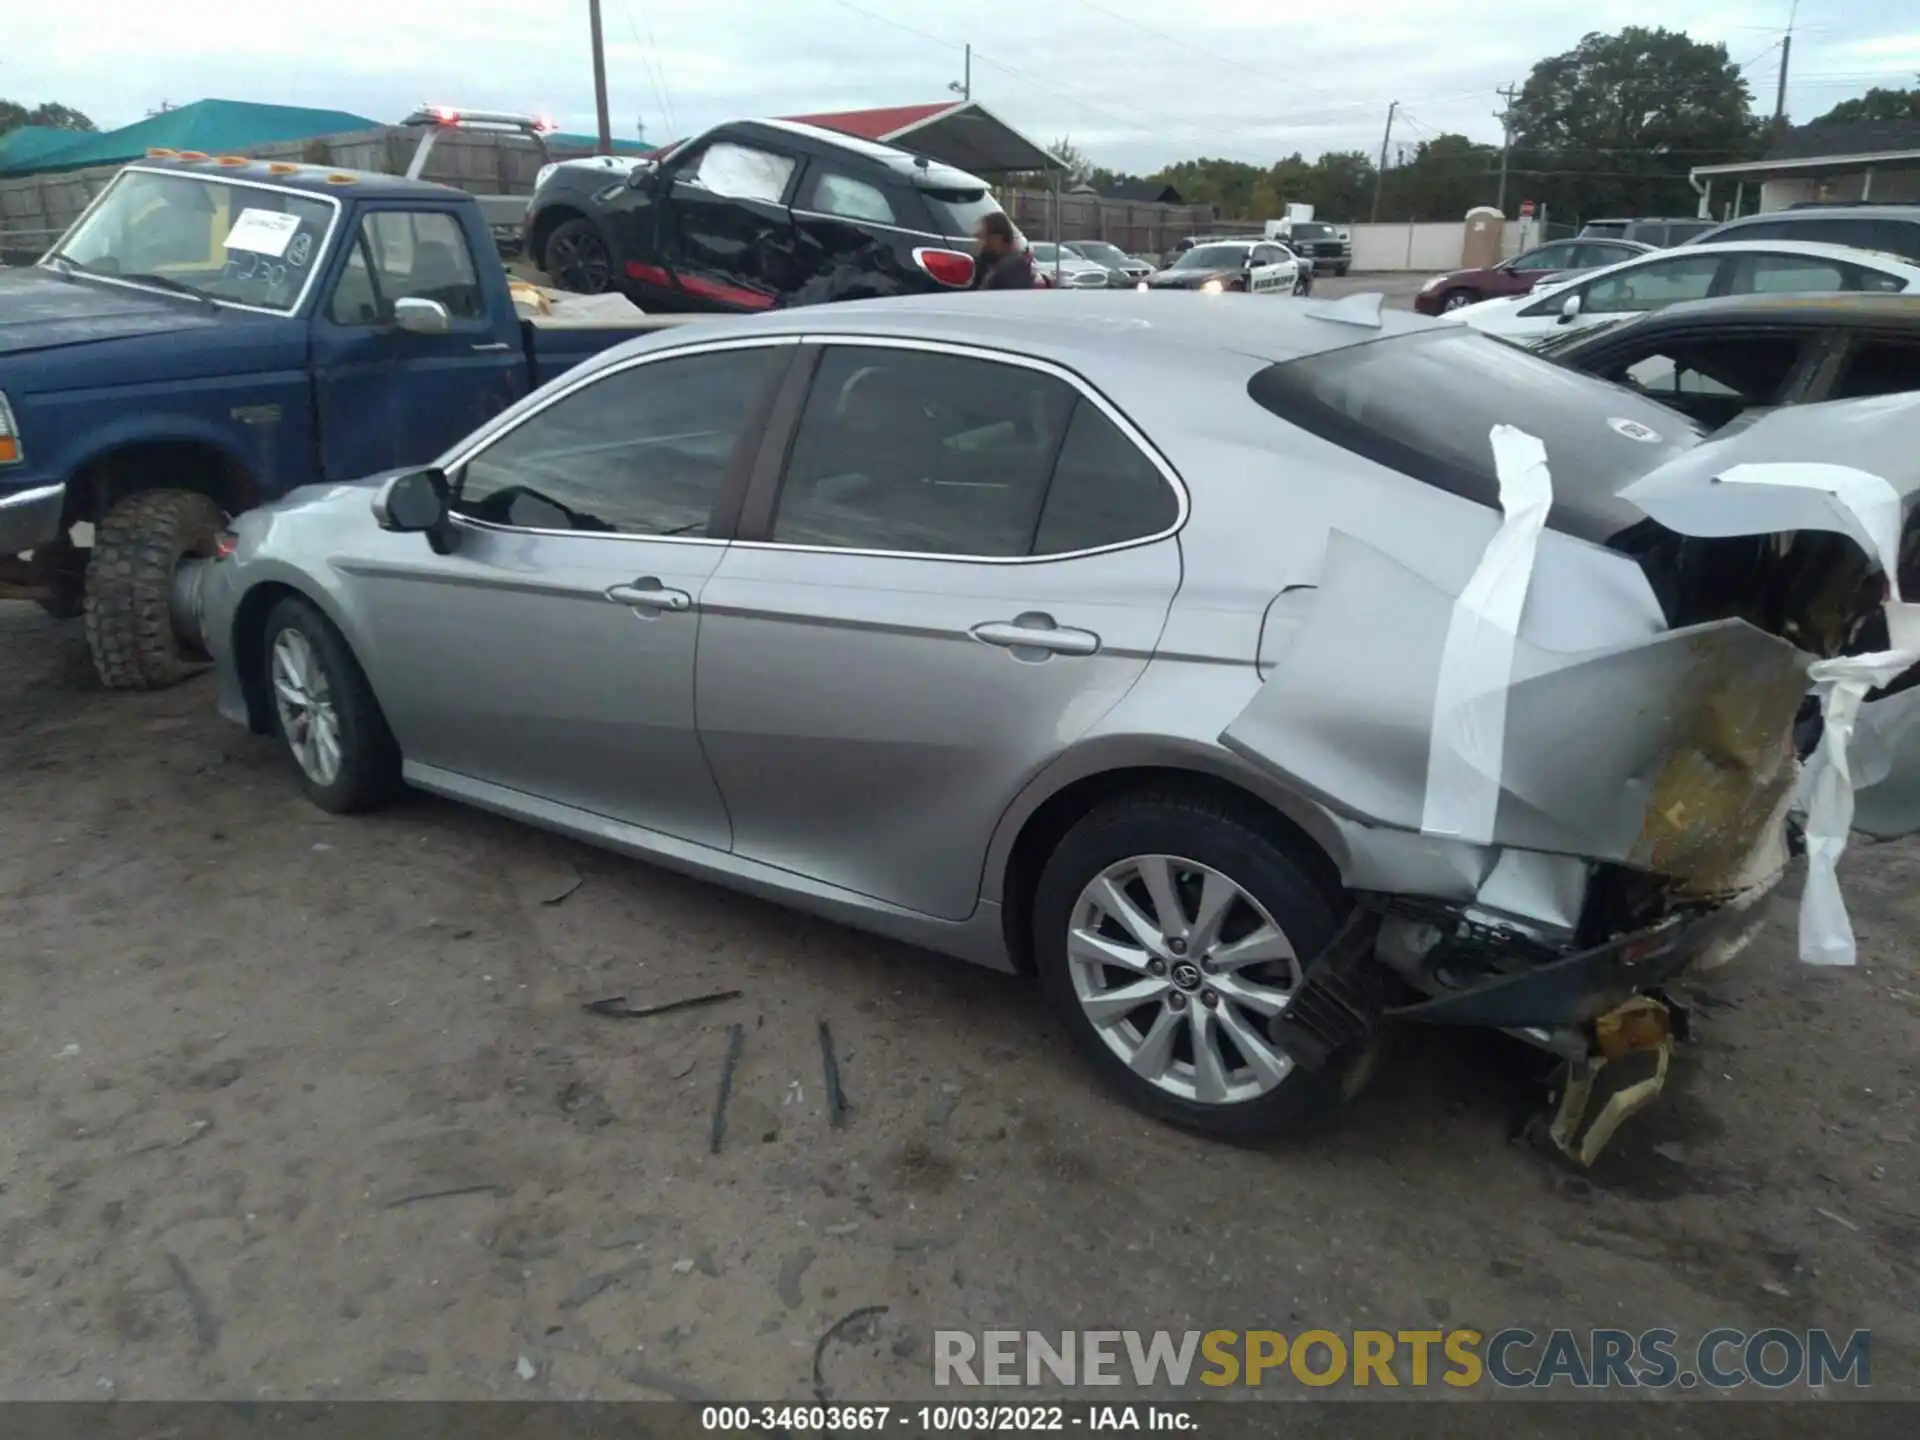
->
311;205;528;481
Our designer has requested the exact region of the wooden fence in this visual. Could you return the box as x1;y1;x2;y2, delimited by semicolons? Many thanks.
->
0;125;579;263
1001;188;1230;258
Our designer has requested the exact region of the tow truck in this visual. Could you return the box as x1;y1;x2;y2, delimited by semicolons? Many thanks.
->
0;116;678;689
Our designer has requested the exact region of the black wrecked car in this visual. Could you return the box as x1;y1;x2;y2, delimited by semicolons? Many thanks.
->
523;119;1007;311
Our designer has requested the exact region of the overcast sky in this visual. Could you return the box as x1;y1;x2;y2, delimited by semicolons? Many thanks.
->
8;0;1917;172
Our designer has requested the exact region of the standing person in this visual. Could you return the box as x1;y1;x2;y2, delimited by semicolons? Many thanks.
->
971;213;1036;290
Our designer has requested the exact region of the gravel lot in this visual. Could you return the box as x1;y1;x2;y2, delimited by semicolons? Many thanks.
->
2;371;1916;1414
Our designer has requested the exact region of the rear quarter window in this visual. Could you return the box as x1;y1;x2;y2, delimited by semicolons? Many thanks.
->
922;188;1003;239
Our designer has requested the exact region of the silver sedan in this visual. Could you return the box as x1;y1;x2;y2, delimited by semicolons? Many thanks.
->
198;291;1920;1144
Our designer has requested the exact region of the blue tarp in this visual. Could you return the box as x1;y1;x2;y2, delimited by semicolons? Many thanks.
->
549;132;655;157
0;99;381;176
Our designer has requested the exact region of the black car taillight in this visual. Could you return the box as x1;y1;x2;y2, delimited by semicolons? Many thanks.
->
913;247;975;288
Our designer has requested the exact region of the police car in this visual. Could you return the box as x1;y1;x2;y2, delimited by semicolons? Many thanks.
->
1140;239;1310;296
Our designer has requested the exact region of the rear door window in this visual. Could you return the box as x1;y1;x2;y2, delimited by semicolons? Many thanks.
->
768;345;1175;557
803;169;897;225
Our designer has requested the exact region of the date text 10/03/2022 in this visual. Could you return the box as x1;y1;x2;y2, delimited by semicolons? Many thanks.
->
701;1407;1195;1432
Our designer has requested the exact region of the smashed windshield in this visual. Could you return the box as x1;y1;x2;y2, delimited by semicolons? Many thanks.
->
1174;243;1251;270
1247;324;1705;543
48;168;338;313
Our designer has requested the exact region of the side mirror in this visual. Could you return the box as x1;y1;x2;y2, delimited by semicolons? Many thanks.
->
626;164;659;192
1244;253;1258;270
1557;293;1582;325
373;468;455;551
393;297;451;335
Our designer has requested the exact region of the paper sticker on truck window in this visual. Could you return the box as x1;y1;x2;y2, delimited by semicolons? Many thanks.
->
224;209;302;257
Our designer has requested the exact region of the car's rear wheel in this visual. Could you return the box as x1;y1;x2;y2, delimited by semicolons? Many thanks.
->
262;595;402;814
1033;791;1377;1140
543;217;614;294
1440;289;1477;312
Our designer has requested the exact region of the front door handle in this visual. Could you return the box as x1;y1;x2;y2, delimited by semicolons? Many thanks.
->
606;578;692;612
470;341;514;352
972;613;1100;658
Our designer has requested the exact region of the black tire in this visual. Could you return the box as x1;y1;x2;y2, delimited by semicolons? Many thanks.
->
84;489;224;690
1033;790;1378;1141
1439;288;1477;312
1334;264;1350;278
542;217;614;294
261;594;403;814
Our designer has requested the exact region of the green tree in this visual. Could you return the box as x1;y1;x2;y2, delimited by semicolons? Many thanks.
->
1301;151;1375;222
0;99;97;134
1049;135;1095;186
1507;27;1762;224
1376;133;1502;221
1815;78;1919;124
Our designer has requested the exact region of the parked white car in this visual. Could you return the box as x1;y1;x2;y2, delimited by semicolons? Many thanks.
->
1028;242;1114;289
1440;240;1920;344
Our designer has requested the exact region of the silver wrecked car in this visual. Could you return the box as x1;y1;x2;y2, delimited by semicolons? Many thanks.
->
192;292;1920;1149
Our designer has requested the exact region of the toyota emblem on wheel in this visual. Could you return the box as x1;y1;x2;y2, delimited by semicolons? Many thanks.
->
1170;961;1203;991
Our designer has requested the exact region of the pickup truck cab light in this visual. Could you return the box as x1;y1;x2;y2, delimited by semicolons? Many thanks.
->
266;162;300;174
324;173;358;185
146;148;180;159
176;151;210;162
215;155;250;167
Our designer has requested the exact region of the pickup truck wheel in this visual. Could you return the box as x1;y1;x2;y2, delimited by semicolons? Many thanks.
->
263;595;402;813
84;489;224;690
544;218;614;294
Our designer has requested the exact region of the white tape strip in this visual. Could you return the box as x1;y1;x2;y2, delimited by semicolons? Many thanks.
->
1420;426;1553;844
1722;463;1918;966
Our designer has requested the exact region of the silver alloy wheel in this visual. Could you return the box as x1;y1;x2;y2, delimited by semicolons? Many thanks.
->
1067;854;1304;1105
1442;290;1475;311
271;628;342;787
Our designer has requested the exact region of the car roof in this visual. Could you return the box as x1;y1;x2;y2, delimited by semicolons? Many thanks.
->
129;157;458;203
1581;237;1920;275
599;290;1435;375
1712;205;1920;223
1566;290;1920;333
738;118;990;190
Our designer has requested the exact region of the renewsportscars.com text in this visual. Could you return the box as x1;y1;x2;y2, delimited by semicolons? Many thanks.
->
933;1327;1871;1390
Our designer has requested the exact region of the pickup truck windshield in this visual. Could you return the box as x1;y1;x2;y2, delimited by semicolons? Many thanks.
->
1289;223;1336;240
48;169;338;314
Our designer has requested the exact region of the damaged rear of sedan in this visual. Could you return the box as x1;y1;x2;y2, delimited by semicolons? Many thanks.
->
195;293;1920;1158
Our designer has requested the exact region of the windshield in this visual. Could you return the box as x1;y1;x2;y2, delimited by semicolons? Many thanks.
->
50;168;337;313
1290;223;1336;240
1072;241;1130;265
1246;325;1705;544
1174;244;1250;270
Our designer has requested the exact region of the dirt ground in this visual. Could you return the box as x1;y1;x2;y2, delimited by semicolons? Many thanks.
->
1;600;1916;1411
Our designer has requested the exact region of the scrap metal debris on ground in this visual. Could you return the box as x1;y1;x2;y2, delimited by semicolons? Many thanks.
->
709;1023;746;1156
818;1020;848;1128
583;989;742;1021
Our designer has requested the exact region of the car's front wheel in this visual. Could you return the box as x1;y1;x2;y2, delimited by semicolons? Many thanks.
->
1033;791;1377;1140
262;595;402;814
543;217;614;294
1440;289;1477;312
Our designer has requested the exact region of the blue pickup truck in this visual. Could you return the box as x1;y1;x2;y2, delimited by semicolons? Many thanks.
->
0;150;665;687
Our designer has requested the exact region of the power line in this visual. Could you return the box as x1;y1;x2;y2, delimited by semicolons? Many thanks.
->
621;1;677;141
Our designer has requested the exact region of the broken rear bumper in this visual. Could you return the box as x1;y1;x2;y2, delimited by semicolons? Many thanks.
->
1386;877;1776;1029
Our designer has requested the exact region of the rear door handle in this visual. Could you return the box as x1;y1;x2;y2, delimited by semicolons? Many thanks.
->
972;614;1100;657
470;341;514;352
606;578;693;612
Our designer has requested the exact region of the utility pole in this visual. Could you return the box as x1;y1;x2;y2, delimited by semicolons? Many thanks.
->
588;0;613;155
1494;83;1519;214
1772;33;1793;130
1370;100;1397;222
1773;0;1799;132
964;44;971;101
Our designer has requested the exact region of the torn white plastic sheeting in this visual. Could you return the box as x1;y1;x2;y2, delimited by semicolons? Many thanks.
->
1717;461;1920;967
1418;425;1553;845
1799;614;1920;966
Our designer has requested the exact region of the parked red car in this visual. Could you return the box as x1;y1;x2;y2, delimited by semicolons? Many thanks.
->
1413;237;1652;315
